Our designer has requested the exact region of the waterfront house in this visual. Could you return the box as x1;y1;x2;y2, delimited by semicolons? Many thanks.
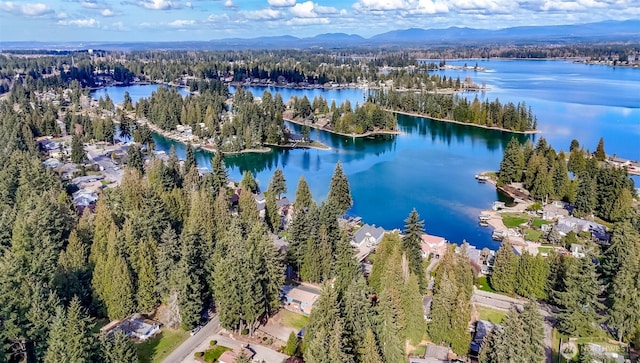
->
281;285;320;316
351;224;385;248
420;234;448;259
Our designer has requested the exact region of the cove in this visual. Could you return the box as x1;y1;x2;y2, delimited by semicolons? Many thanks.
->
92;59;640;250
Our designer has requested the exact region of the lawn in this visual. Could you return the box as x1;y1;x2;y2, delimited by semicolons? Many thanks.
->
475;276;496;293
532;218;552;228
203;345;232;363
136;329;189;363
279;310;310;330
411;345;427;357
502;213;529;228
524;229;543;242
477;306;507;324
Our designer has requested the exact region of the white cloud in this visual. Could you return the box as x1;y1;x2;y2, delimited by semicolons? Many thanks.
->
139;0;176;10
286;17;330;25
412;0;449;13
242;8;283;20
224;0;235;7
58;18;99;27
168;19;196;27
290;1;340;17
267;0;296;7
0;1;54;17
353;0;410;11
101;8;115;16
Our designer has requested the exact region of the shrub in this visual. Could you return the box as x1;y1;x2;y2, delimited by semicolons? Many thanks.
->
241;328;249;335
209;340;217;346
194;351;204;358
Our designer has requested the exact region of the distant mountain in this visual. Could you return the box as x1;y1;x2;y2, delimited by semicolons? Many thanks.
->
1;20;639;50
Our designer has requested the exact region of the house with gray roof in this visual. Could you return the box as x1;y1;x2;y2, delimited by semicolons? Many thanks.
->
351;224;385;248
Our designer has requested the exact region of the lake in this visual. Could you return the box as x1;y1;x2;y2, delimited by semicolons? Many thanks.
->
92;60;639;250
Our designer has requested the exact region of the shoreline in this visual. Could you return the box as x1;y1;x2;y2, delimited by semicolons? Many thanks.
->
284;117;401;139
388;109;540;135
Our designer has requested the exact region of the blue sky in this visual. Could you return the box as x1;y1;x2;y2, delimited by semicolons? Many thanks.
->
0;0;638;42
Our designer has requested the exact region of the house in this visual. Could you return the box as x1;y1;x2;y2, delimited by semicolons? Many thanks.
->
420;234;448;259
555;217;608;241
351;224;385;248
281;285;320;316
570;244;586;258
219;346;255;363
581;343;625;363
101;315;160;342
470;320;500;356
409;343;452;363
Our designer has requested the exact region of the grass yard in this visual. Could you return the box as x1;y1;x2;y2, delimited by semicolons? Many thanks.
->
279;310;310;330
475;276;496;293
477;306;507;324
411;345;427;357
137;329;189;363
532;218;552;228
203;345;232;363
502;213;528;228
524;229;543;242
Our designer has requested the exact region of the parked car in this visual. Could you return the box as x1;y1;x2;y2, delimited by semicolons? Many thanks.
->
190;326;201;336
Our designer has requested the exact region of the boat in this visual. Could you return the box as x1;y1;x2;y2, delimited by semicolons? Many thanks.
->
475;174;490;182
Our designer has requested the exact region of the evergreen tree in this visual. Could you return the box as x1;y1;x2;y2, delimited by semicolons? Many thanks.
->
44;297;94;363
137;238;158;312
327;161;352;215
175;230;204;330
184;142;196;175
265;190;280;232
402;209;426;292
574;172;596;216
294;175;313;213
515;251;549;299
268;168;286;199
127;143;144;174
555;257;604;336
608;258;640;342
240;170;258;193
490;239;517;293
70;134;86;164
498;137;524;184
284;331;299;356
594;137;606;161
359;328;383;363
99;330;137;363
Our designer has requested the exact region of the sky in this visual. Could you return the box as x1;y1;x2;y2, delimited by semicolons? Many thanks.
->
0;0;638;42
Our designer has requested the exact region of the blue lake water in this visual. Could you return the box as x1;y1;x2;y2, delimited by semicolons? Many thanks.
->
92;60;640;250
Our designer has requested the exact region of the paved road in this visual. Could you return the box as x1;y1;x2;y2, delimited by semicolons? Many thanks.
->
472;289;555;363
161;316;221;363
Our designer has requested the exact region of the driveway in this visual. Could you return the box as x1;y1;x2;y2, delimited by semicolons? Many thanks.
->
180;333;288;363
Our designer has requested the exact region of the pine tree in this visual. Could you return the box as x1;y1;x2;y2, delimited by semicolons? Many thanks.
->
176;230;204;330
490;239;517;293
265;190;280;232
498;137;524;184
184;142;196;174
44;297;94;363
240;170;258;193
268;168;286;199
519;301;546;363
127;144;144;174
327;161;352;215
137;238;158;312
294;175;313;213
574;172;596;216
402;209;426;292
359;328;383;363
594;137;606;161
555;257;604;336
284;331;299;356
99;330;137;363
70;134;86;164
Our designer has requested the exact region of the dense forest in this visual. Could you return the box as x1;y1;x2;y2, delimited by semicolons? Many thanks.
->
369;89;538;132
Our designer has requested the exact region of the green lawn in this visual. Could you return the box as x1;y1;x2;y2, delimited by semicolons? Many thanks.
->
524;229;543;242
532;218;552;228
136;329;189;363
411;345;427;357
280;310;310;330
475;276;496;293
203;345;232;363
502;213;528;228
477;306;507;324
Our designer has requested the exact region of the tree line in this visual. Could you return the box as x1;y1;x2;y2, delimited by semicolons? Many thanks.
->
368;89;538;132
